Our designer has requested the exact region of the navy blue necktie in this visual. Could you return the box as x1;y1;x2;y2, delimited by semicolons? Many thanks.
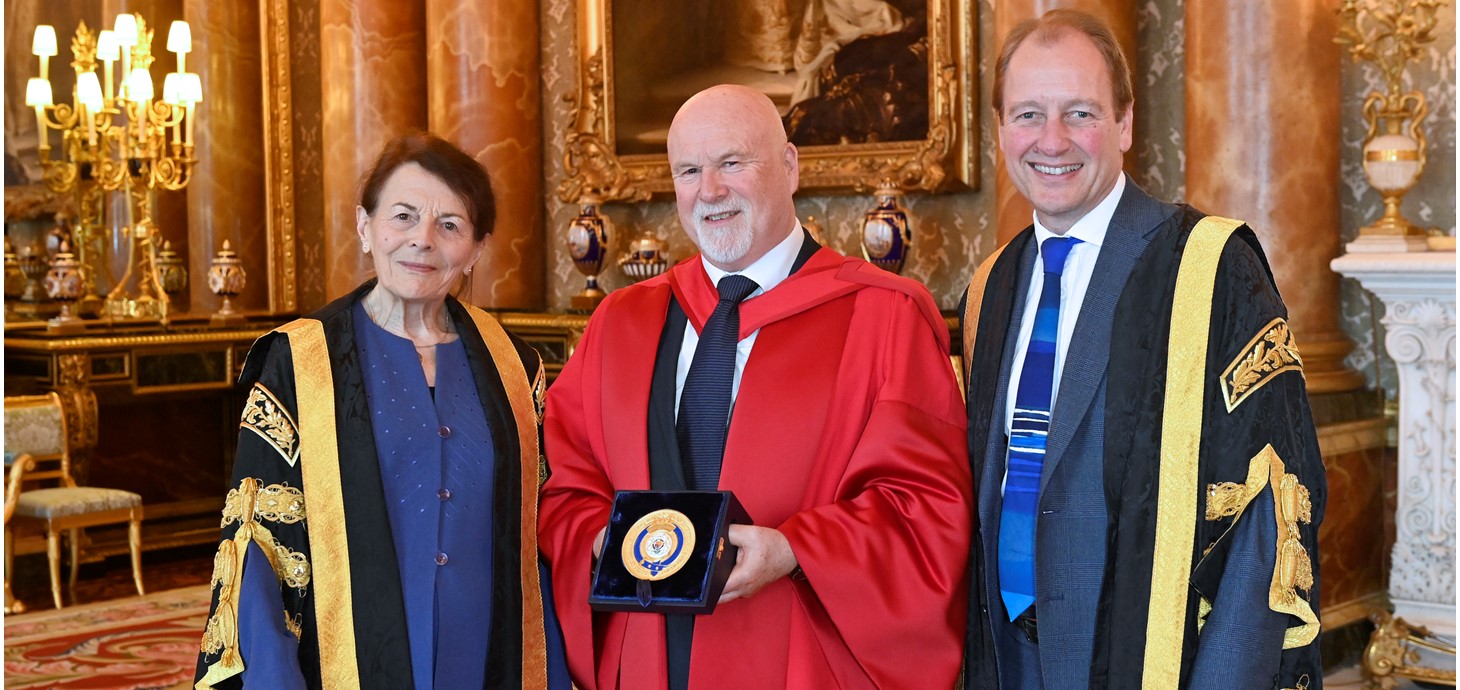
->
999;236;1082;620
677;274;759;491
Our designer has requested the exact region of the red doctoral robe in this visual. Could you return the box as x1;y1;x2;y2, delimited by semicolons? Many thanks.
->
539;248;972;690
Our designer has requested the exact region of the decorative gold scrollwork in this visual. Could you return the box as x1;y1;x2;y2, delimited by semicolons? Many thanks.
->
1200;445;1319;648
255;483;306;524
284;612;303;641
240;383;299;467
201;477;313;682
1221;318;1304;413
270;541;311;590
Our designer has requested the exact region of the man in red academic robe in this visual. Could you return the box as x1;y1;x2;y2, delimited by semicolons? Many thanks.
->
538;84;972;690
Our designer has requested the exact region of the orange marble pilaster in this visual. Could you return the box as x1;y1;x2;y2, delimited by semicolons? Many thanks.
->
993;0;1137;244
320;0;428;299
427;0;544;310
183;0;267;315
1185;0;1364;393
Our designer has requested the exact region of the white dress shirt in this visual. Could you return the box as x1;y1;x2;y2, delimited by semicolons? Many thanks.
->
1002;174;1126;438
674;222;803;417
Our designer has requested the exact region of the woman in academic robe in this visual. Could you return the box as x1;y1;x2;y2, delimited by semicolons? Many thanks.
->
194;132;569;690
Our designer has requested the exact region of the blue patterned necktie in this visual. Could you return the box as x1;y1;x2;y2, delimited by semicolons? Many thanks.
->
677;274;760;491
999;235;1082;620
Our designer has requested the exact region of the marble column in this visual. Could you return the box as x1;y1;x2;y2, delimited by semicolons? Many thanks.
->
1185;0;1365;393
320;0;427;300
993;0;1137;243
1332;250;1456;636
184;0;266;315
427;0;544;310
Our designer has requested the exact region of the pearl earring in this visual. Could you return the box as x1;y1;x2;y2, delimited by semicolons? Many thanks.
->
361;242;370;254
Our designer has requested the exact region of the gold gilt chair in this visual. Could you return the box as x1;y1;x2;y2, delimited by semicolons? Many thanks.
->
4;392;144;609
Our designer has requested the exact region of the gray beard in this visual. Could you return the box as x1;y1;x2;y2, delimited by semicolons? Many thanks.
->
690;203;755;266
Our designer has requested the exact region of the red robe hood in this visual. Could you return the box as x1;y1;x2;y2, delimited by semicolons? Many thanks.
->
660;248;950;349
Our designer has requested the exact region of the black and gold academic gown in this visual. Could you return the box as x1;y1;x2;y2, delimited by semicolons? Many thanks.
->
963;208;1327;689
193;282;554;690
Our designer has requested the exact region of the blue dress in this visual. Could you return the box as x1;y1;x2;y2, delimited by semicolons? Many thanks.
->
227;300;568;689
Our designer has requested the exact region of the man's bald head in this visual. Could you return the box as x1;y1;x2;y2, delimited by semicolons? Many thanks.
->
669;85;789;153
666;84;800;272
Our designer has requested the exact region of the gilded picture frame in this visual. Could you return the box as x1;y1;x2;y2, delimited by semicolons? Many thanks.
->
557;0;977;204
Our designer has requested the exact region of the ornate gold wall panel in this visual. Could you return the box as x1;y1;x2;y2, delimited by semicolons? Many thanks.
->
262;0;298;314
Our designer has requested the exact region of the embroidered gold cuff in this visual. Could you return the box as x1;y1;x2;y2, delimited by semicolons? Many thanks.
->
1201;445;1319;649
269;540;312;590
240;383;300;467
198;478;314;689
222;479;305;527
256;484;306;524
1221;318;1304;413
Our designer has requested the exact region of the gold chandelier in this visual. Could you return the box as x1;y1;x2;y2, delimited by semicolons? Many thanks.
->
25;12;203;322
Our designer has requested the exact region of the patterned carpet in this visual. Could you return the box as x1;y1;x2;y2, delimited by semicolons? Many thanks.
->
4;584;210;690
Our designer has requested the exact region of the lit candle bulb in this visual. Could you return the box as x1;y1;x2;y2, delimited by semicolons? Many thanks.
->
115;14;138;100
77;72;104;146
25;78;53;149
127;68;154;103
180;73;202;146
97;30;119;101
114;14;138;46
163;73;183;145
167;21;192;74
32;25;57;81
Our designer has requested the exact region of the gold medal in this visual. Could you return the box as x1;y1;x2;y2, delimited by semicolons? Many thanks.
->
621;509;696;581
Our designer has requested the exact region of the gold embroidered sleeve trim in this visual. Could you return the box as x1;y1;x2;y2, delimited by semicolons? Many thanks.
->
198;478;314;689
1221;317;1304;413
1204;454;1270;522
240;383;301;467
255;484;306;524
1199;445;1320;650
222;480;305;527
1272;462;1318;649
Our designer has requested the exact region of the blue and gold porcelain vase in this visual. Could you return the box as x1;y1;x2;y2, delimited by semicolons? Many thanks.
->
568;201;610;312
860;180;912;274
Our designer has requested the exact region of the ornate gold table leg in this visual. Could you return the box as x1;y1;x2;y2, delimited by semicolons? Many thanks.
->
1364;611;1458;689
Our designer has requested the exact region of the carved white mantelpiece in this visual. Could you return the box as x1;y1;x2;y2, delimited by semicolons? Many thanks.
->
1332;250;1456;635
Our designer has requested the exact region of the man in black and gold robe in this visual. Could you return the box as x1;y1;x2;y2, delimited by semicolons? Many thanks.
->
962;9;1324;689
